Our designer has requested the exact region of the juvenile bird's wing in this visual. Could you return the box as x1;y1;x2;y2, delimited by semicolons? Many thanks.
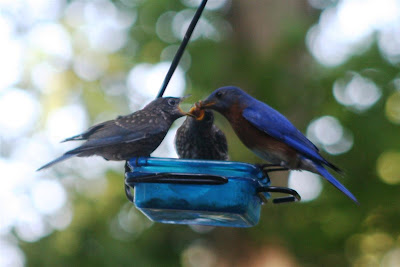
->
242;101;328;165
37;128;155;171
61;120;113;142
37;113;166;171
62;111;153;141
72;112;167;153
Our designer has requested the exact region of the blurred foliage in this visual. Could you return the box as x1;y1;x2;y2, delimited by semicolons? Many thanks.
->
21;0;400;266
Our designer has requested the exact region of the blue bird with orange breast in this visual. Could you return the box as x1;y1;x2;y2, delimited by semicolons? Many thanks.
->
198;86;357;203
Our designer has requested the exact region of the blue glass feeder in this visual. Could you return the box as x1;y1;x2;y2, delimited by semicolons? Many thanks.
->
125;157;300;228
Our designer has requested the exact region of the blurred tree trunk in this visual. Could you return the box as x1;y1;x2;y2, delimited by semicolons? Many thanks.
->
230;0;309;57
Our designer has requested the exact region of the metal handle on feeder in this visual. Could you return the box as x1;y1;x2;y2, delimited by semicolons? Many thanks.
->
257;186;301;204
126;172;228;185
124;171;228;203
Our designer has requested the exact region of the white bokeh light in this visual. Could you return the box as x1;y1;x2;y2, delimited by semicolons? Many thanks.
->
307;0;400;66
31;62;62;92
9;134;55;168
315;116;343;146
323;130;354;155
72;156;121;180
0;193;19;235
85;0;136;29
28;22;73;62
25;0;66;22
65;0;136;53
73;52;109;81
110;203;153;241
333;73;382;112
307;116;353;155
87;24;128;53
156;11;178;43
288;171;323;202
14;207;52;243
0;158;62;243
0;240;25;267
378;25;400;64
172;9;220;41
0;88;40;138
64;0;86;28
181;241;217;267
84;0;118;25
47;205;73;231
0;15;23;90
127;62;186;106
0;155;70;242
45;104;88;144
308;116;343;146
83;0;134;53
31;179;67;215
0;159;36;235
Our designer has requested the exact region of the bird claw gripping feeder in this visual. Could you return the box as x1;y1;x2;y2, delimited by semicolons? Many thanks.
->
124;0;301;227
125;157;300;227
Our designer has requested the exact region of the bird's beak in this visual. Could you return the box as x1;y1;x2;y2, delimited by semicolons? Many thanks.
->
178;105;195;117
188;105;205;120
198;99;216;109
178;95;196;117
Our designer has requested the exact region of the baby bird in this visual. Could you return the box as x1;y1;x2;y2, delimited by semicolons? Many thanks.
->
175;103;228;160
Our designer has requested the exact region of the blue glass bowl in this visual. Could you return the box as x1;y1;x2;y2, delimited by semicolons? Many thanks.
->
125;157;272;228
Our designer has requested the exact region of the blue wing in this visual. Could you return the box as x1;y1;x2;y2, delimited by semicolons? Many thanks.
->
242;101;357;203
242;102;327;163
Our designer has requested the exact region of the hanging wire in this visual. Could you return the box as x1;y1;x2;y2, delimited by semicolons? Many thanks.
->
156;0;208;98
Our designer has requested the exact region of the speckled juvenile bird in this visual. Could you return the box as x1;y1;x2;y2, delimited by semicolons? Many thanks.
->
175;103;228;160
37;97;190;171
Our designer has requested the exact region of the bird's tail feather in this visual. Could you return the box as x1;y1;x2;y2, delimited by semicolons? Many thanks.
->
36;153;76;171
324;160;343;174
314;163;358;204
61;135;84;142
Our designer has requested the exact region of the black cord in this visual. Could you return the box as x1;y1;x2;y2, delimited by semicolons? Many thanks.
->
156;0;208;98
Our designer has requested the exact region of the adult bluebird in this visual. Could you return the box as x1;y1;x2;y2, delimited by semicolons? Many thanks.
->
199;86;357;203
38;97;190;171
175;104;229;160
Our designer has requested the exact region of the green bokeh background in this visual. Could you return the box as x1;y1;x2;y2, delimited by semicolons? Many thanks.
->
17;0;400;266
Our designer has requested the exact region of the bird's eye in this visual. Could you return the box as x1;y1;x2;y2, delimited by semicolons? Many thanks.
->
168;99;177;106
215;91;223;98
